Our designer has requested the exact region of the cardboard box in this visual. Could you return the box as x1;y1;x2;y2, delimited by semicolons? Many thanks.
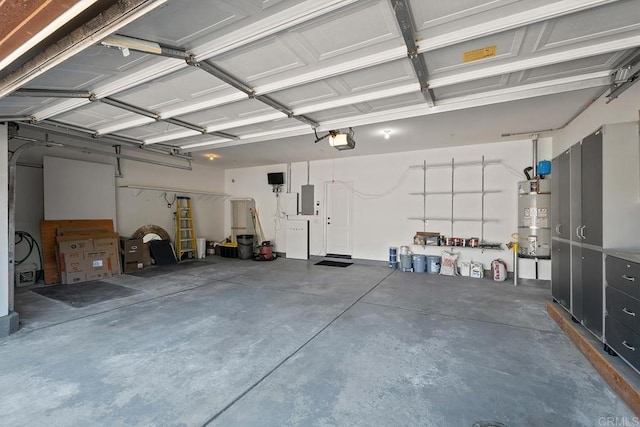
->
63;271;86;285
85;271;111;281
414;232;440;246
94;236;121;275
57;237;94;253
61;252;84;273
82;251;113;281
84;251;111;272
57;227;112;237
56;234;122;282
94;236;119;252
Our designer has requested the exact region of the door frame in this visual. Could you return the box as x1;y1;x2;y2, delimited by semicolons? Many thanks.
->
323;181;353;257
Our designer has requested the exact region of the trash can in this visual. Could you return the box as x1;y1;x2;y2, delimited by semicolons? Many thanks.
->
237;234;254;260
196;238;206;259
399;254;413;272
412;255;426;273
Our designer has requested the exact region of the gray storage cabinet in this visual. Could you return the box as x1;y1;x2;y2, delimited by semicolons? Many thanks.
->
551;122;640;342
605;254;640;370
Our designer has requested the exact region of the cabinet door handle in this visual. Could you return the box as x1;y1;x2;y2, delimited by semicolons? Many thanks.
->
576;226;581;238
623;307;636;317
580;225;586;239
623;275;636;282
623;341;636;351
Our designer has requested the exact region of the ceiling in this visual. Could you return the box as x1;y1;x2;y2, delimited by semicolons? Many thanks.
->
1;0;639;168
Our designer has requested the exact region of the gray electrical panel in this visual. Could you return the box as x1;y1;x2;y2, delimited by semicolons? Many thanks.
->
301;185;314;215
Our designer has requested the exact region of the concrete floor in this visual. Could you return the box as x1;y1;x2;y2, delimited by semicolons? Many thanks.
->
1;257;633;426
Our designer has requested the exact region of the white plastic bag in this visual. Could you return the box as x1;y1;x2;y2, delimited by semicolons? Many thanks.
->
491;259;508;281
440;251;458;276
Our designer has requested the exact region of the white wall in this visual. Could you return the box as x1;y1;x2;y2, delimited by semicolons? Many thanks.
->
15;166;44;268
225;138;551;271
43;156;117;225
116;159;226;240
553;83;640;155
12;148;226;272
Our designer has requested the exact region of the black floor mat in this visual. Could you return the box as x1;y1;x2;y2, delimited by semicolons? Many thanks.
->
126;261;210;278
32;281;140;308
325;253;352;259
315;260;353;267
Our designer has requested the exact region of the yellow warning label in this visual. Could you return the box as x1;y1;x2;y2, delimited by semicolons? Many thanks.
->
462;45;497;63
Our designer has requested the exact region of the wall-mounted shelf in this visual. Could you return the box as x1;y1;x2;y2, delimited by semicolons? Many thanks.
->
409;190;501;196
407;217;499;223
410;244;504;251
409;159;501;170
119;185;229;201
409;157;502;239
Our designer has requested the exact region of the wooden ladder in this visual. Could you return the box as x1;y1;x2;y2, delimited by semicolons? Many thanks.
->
176;196;197;260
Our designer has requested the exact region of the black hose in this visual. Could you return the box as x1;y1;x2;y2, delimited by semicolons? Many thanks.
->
523;166;533;180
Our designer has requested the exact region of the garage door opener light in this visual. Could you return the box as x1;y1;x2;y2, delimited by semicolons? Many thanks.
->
314;128;356;151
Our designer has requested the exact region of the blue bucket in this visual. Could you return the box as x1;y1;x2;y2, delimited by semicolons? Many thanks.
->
413;255;426;273
426;256;441;274
389;247;398;268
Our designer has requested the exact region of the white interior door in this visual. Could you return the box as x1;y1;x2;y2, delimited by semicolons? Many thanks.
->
325;182;352;256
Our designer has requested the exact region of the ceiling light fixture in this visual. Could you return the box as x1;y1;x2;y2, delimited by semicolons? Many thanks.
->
383;129;392;139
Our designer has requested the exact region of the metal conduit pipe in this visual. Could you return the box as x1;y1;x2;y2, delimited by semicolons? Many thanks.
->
532;133;539;178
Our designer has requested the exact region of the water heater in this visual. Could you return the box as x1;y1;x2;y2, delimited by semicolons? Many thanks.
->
517;178;551;258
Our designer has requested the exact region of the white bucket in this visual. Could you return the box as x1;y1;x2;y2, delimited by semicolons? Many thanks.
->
196;238;206;258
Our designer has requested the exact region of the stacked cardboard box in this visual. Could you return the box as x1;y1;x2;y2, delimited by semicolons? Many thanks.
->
56;228;121;284
120;237;144;273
